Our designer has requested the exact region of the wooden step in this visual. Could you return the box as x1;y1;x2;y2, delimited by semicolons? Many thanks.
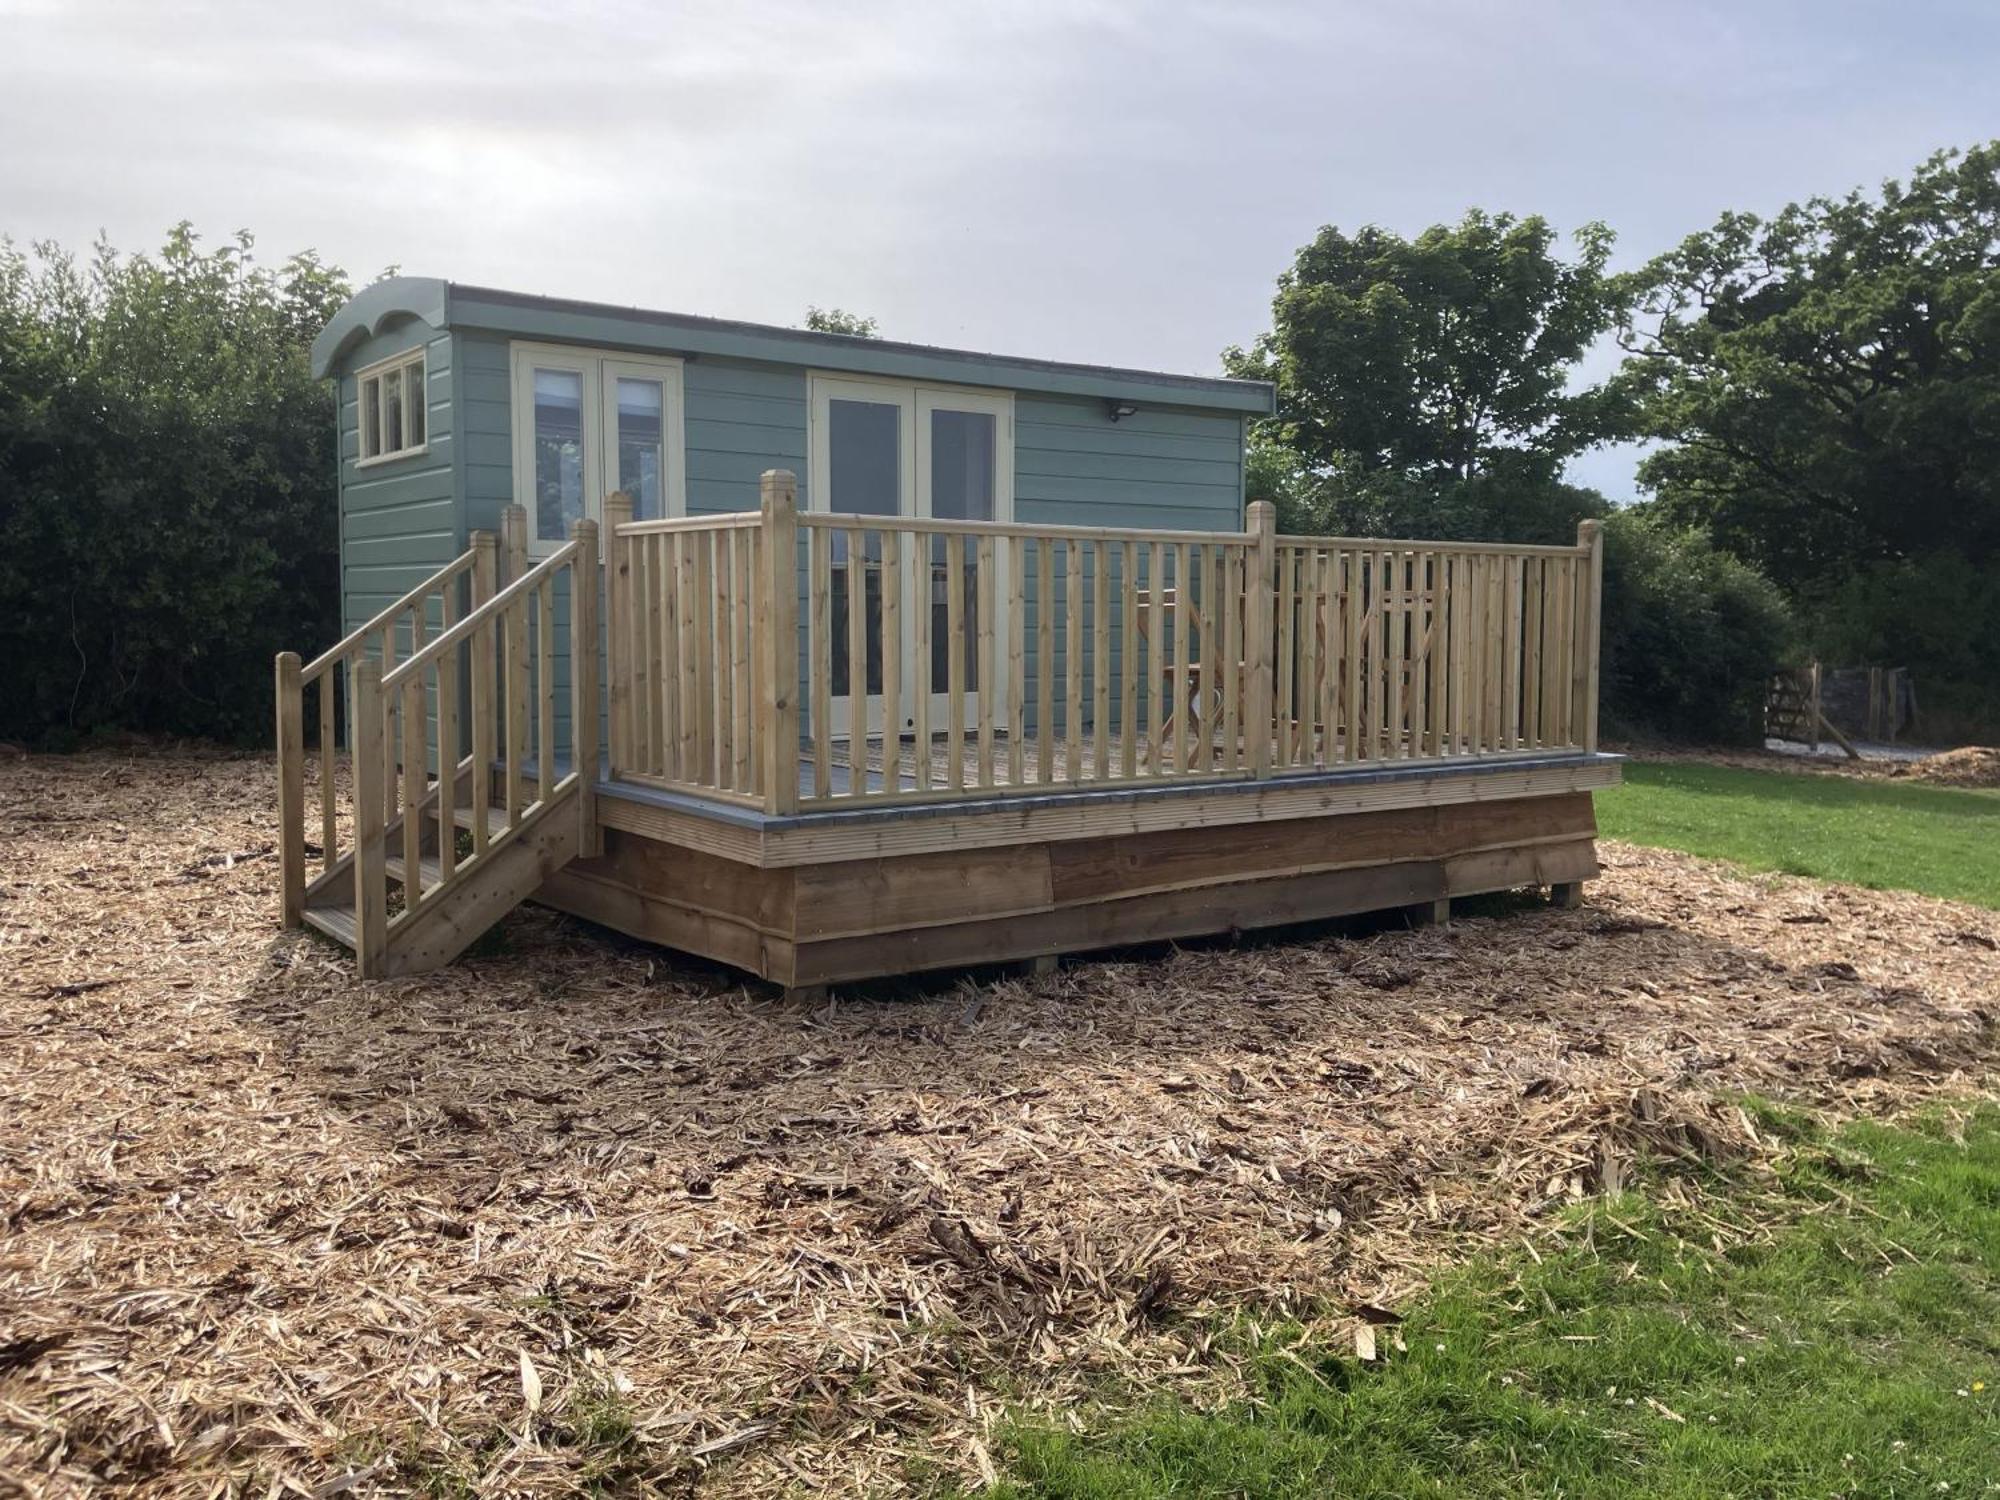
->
453;803;512;838
302;902;358;948
384;851;444;887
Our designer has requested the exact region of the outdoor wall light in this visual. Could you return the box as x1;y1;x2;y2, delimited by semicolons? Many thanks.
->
1106;399;1138;422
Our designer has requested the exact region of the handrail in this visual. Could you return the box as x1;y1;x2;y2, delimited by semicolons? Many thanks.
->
799;512;1254;547
618;510;764;537
1275;533;1590;559
381;538;580;694
303;550;477;679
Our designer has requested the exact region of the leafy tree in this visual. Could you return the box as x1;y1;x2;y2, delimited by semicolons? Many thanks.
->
1617;143;2000;726
0;226;351;746
803;306;879;338
1597;509;1794;742
1229;210;1626;543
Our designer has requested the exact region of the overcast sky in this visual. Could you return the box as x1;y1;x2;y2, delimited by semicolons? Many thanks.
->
6;0;1996;498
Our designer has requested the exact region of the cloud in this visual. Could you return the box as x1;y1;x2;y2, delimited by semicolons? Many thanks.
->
5;0;1996;497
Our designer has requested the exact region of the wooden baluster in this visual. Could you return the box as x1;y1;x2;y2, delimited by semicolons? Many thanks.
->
1318;551;1339;764
810;524;832;800
505;594;527;826
1522;556;1544;750
946;530;966;791
712;531;733;788
978;533;997;789
1007;536;1025;786
1423;553;1446;758
317;666;336;869
401;669;425;911
732;528;754;792
678;532;701;782
1575;520;1603;752
1194;546;1218;774
1247;502;1276;778
695;529;716;785
1150;542;1168;775
879;529;901;795
537;577;555;805
1091;540;1109;782
1343;550;1363;763
351;658;387;977
469;533;497;854
1275;546;1295;767
911;531;931;794
275;652;304;926
436;570;460;885
603;494;632;780
380;622;398;812
1064;541;1083;782
1171;543;1192;772
1385;552;1406;758
1119;540;1138;779
1297;549;1320;767
656;532;677;780
1036;538;1054;784
572;519;600;854
630;522;652;774
1221;546;1242;772
758;471;800;816
847;528;870;796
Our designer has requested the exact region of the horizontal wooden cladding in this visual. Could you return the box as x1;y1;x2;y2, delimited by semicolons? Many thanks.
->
791;836;1598;985
1047;792;1596;907
590;756;1623;869
537;830;799;983
792;843;1052;941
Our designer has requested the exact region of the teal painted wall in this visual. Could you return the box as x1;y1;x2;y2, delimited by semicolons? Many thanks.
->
338;325;1247;759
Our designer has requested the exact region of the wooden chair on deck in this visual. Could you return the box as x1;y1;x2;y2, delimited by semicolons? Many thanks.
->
1131;585;1250;761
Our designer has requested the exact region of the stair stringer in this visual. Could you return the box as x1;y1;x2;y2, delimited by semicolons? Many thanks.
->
375;782;583;977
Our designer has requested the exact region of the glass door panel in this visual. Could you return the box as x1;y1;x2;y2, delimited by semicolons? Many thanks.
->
917;391;1012;732
819;391;914;737
531;366;590;545
613;376;665;519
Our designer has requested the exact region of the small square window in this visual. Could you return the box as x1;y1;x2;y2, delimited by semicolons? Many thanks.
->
356;350;427;464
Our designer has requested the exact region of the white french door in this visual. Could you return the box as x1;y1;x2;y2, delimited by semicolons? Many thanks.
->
510;342;686;554
809;374;1013;740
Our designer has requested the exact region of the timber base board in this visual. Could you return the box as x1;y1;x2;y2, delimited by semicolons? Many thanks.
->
533;788;1605;988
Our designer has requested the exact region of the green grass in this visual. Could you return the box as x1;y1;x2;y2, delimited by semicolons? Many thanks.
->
985;1107;2000;1499
1594;761;2000;908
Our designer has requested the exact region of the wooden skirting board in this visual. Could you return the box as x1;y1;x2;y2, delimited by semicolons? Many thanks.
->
534;786;1605;987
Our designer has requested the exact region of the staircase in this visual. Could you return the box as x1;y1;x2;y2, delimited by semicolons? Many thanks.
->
275;505;601;977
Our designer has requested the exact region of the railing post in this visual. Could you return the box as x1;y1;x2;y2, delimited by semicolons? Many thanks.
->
760;469;800;814
1574;519;1603;753
503;503;529;586
275;651;304;927
603;492;634;781
351;657;388;978
572;515;602;856
1246;501;1277;778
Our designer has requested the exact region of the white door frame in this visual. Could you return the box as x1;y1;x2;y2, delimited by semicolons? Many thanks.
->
807;371;1014;740
510;341;686;555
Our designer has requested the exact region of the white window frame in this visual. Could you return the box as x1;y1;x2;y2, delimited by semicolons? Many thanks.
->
509;341;687;555
354;348;428;467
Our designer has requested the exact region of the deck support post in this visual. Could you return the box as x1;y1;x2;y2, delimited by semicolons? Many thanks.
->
1574;519;1603;753
351;657;389;977
275;651;304;927
760;470;801;815
1411;896;1450;928
603;492;633;783
1551;880;1584;910
572;515;602;857
1246;500;1276;777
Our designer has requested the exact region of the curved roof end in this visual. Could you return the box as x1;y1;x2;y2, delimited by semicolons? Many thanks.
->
310;276;450;379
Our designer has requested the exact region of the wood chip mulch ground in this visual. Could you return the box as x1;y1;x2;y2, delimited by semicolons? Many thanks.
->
2;748;1995;1496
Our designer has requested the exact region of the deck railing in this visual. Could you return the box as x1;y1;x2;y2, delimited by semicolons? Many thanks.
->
605;470;1603;816
276;506;598;968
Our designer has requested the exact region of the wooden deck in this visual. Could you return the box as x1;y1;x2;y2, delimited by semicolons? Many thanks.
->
275;474;1617;984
